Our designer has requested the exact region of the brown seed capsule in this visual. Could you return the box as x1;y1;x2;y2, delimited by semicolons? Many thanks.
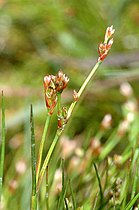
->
73;90;78;101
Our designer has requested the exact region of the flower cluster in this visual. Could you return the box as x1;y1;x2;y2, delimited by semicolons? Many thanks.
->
44;70;69;115
58;107;68;129
98;25;115;61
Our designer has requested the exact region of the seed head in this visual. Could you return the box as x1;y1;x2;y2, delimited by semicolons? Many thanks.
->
43;70;69;115
98;25;115;62
55;70;69;93
73;90;78;101
104;25;115;44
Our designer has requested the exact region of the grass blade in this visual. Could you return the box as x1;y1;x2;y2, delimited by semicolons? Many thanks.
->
36;114;51;183
69;179;76;210
46;166;49;210
124;193;139;210
93;162;103;204
30;104;37;210
37;129;62;193
64;198;69;210
58;159;65;210
0;91;6;202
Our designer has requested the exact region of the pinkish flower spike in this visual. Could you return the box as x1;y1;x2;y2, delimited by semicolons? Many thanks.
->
98;25;115;62
73;90;78;101
44;75;51;89
104;25;115;44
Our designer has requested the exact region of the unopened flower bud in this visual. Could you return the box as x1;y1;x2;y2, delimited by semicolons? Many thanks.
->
9;179;18;193
124;101;137;112
54;169;62;193
73;90;78;101
118;120;129;136
126;112;134;123
43;75;51;89
90;137;102;156
101;114;112;130
120;82;133;97
114;154;122;167
15;160;26;174
104;25;115;44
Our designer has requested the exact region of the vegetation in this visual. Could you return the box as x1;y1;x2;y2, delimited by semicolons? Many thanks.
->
0;1;139;210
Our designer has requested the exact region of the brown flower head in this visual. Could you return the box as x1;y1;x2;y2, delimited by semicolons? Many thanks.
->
44;75;57;115
43;70;69;115
104;25;115;44
55;70;69;93
73;90;78;101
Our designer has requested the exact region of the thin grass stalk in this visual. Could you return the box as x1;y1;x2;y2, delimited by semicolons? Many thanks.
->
130;149;139;210
36;113;51;183
124;193;139;210
58;180;68;210
46;166;49;210
30;104;37;210
57;93;62;115
58;159;65;210
64;198;69;210
67;61;101;120
0;91;5;202
37;61;102;192
93;162;103;204
37;129;62;192
121;168;130;210
69;179;76;210
92;192;99;210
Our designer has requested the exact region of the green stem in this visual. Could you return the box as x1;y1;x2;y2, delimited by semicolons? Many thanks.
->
37;61;102;192
31;195;37;210
58;159;65;210
0;91;6;202
37;129;62;192
46;166;49;210
30;105;37;210
36;113;51;183
93;162;103;204
57;93;62;114
67;61;101;120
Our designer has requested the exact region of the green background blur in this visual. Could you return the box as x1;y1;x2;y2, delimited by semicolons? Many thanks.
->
0;1;139;209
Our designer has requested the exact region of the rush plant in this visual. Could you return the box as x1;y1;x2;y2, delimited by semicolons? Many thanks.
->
30;25;115;209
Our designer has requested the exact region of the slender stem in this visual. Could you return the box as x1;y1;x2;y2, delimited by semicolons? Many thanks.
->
57;93;62;115
36;113;51;183
58;159;65;210
93;162;103;204
30;105;37;210
37;61;102;192
69;179;76;210
67;61;101;120
0;91;6;202
37;129;62;192
46;166;49;210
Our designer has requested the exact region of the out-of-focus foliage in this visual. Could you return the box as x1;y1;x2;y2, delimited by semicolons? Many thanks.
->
1;1;139;210
0;0;139;86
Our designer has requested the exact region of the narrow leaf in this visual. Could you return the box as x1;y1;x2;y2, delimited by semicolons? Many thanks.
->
124;193;139;210
69;179;76;210
93;162;103;203
30;104;37;210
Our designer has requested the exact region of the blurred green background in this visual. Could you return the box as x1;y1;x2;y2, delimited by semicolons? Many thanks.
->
0;0;139;209
1;0;139;133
